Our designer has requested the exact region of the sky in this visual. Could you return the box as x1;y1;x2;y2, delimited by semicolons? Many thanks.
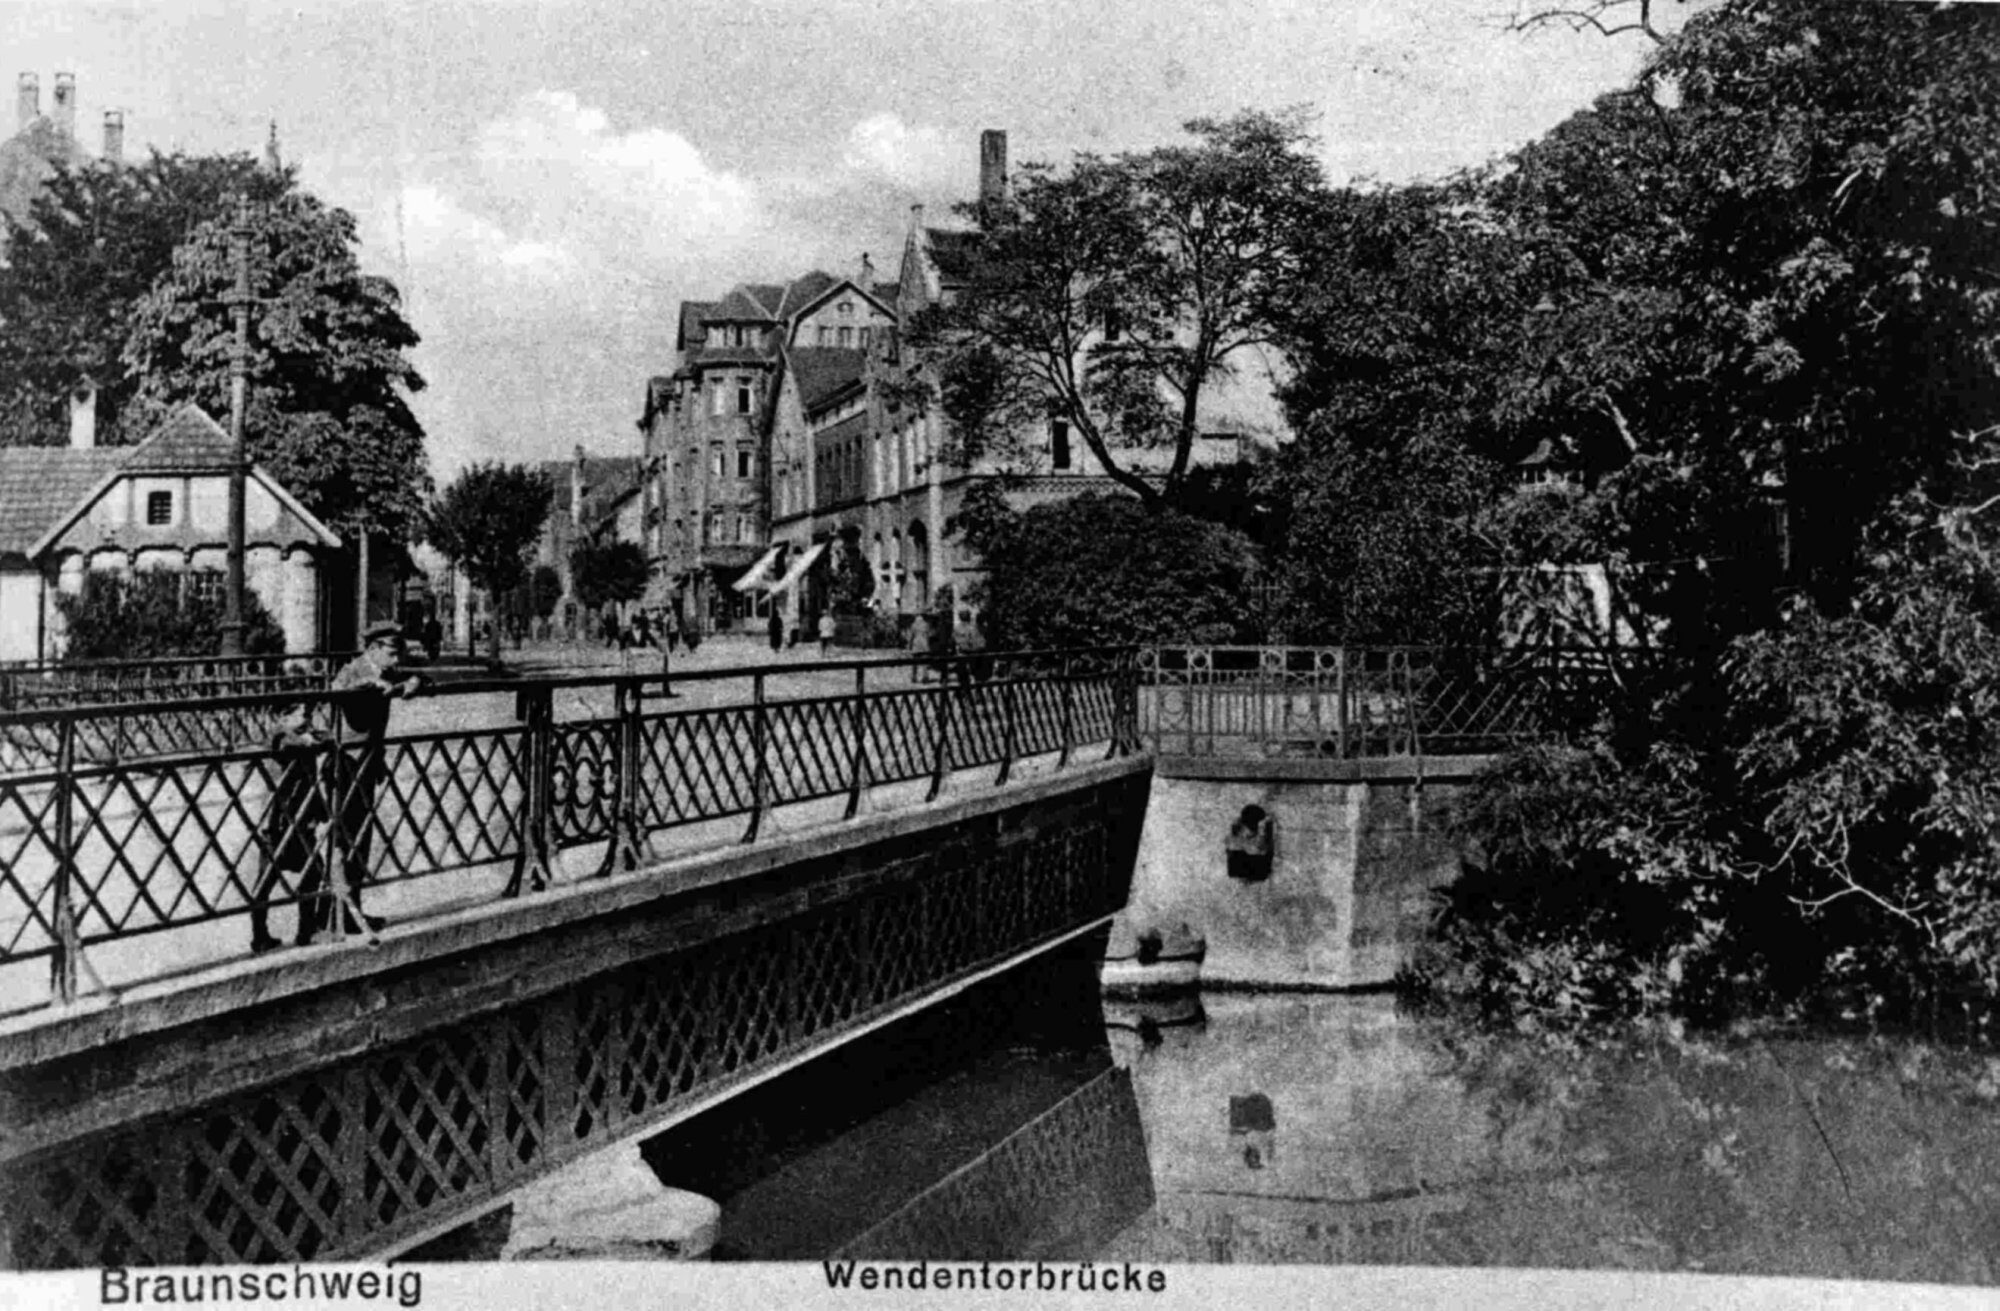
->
3;0;1681;479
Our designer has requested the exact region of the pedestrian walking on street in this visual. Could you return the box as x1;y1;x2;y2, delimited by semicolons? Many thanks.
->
421;614;443;663
768;607;785;654
249;702;331;953
663;608;681;652
954;608;989;684
817;611;836;657
306;622;425;943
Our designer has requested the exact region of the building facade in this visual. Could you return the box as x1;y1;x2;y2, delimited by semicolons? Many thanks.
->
0;404;341;661
637;129;1272;639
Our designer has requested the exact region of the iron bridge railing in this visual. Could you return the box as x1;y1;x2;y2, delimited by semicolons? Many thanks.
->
0;647;1140;1007
1138;645;1636;758
0;652;350;717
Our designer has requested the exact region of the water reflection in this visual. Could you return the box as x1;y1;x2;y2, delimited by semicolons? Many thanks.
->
1103;993;2000;1283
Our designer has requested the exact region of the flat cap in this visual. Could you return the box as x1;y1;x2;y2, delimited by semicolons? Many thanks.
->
363;621;404;643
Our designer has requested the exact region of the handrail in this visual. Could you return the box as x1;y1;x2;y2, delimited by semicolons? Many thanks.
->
0;645;1143;1006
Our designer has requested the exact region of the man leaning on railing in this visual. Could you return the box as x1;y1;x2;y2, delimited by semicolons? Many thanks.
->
310;621;426;942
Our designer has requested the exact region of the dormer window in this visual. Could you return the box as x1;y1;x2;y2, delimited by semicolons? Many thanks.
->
146;490;174;526
1050;420;1072;471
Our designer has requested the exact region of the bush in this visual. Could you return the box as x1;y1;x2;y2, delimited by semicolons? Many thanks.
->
952;491;1260;650
55;570;286;662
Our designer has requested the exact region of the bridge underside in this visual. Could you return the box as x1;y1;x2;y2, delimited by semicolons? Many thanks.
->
0;760;1151;1267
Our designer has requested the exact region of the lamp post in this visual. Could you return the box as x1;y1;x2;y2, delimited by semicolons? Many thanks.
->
219;198;253;656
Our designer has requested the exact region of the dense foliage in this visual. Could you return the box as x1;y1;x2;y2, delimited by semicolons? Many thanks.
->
425;464;553;659
952;486;1258;649
1390;0;2000;1036
0;152;431;545
905;111;1323;506
55;570;284;662
569;540;648;611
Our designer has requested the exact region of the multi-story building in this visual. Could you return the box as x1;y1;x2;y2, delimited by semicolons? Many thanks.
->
639;129;1273;638
640;270;895;632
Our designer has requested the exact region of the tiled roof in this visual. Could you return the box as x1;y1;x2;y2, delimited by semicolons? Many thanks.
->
713;286;778;322
925;228;981;283
677;300;719;349
119;406;235;471
742;284;787;316
0;446;125;556
774;271;837;320
872;281;901;304
786;348;867;412
688;346;770;368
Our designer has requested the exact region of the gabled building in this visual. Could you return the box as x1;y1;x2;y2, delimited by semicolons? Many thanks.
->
529;447;643;635
639;269;894;632
0;405;341;660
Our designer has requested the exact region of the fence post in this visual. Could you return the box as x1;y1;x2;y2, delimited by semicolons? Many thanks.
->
743;671;769;843
50;717;78;1004
1335;646;1350;759
844;663;870;820
1056;653;1075;770
597;677;646;878
995;667;1017;787
507;686;554;895
1108;647;1138;759
927;659;954;802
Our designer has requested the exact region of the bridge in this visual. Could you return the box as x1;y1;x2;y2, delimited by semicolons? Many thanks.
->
0;643;1600;1267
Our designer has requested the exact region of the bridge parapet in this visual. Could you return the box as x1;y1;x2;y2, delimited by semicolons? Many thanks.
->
1139;645;1636;760
0;754;1153;1267
0;648;1141;1007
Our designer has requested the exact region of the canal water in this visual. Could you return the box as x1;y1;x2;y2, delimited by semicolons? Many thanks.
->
421;951;2000;1284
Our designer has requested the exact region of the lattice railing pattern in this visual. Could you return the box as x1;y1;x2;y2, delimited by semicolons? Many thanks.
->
0;650;1139;1000
839;1063;1154;1261
1;786;1135;1267
1140;646;1629;758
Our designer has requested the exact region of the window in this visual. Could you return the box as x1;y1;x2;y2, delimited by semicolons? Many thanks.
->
1050;419;1072;471
737;380;753;414
858;326;871;350
817;327;831;346
737;449;753;479
837;326;852;348
837;300;853;316
186;570;222;605
711;445;725;478
1103;306;1125;341
710;379;726;416
733;325;748;347
145;490;173;526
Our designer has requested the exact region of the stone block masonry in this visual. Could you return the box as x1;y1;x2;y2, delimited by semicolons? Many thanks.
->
1121;758;1486;990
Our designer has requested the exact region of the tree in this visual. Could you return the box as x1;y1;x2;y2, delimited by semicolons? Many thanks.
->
425;464;553;661
569;539;648;611
0;151;290;446
56;569;285;661
123;189;431;544
907;110;1324;508
954;489;1260;649
824;525;875;617
500;564;563;641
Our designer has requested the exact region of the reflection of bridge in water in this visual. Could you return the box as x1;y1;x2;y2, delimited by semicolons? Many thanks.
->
0;649;1150;1267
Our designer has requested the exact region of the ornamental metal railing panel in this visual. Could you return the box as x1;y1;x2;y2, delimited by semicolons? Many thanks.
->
0;648;1140;1007
1;774;1143;1267
0;654;345;713
1137;645;1634;758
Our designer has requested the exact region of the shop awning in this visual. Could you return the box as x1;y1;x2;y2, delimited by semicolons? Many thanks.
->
768;542;828;595
731;544;786;593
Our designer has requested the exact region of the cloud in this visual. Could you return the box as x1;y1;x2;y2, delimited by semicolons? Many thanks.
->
840;113;964;191
360;92;971;474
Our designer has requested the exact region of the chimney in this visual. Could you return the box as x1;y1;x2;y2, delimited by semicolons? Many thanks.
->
69;382;96;450
101;110;123;163
52;72;74;140
978;129;1008;209
16;73;37;133
571;445;585;525
858;252;875;289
